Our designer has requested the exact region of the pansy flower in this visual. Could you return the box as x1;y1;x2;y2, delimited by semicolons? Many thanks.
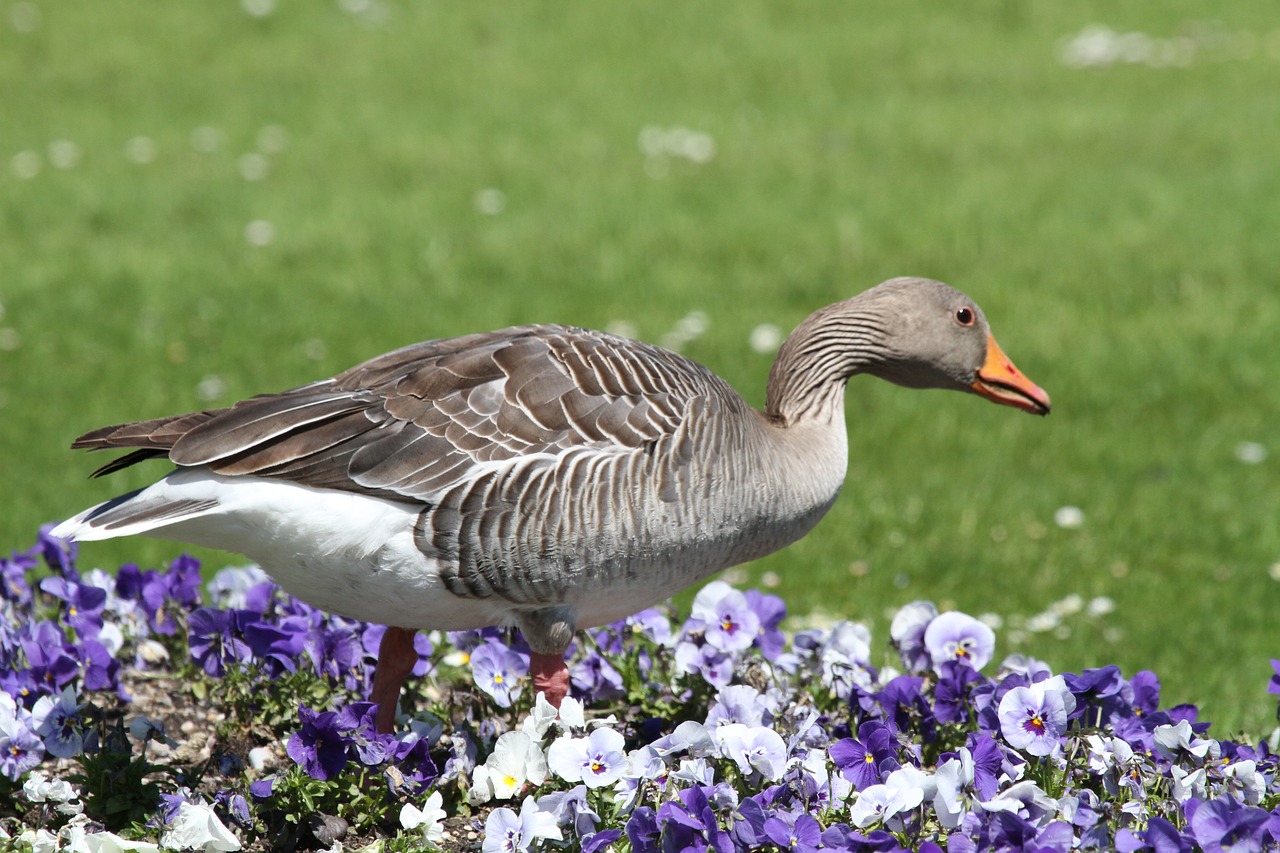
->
470;641;529;708
690;581;760;652
187;608;254;677
30;685;86;758
286;706;352;781
38;577;106;640
830;720;900;790
763;811;822;853
483;796;562;853
547;727;628;789
471;731;548;803
923;610;995;673
400;790;447;845
997;675;1076;757
0;709;45;780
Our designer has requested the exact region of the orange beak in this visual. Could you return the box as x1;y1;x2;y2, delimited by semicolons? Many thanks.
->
971;334;1051;416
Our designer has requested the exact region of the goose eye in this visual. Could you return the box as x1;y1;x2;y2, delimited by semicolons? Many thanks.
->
954;307;975;327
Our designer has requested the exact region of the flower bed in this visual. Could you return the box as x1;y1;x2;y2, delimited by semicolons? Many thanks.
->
2;530;1279;852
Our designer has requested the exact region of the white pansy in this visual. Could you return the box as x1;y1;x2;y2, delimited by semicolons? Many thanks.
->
400;791;447;844
469;731;547;804
521;693;559;739
23;770;81;804
160;801;241;851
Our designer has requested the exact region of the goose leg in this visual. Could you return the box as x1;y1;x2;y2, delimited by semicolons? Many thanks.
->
530;652;571;708
372;626;418;733
518;605;576;709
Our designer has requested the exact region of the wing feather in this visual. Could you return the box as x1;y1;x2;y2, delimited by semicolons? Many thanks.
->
67;324;742;503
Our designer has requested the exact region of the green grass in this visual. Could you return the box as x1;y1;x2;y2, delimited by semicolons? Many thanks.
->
4;2;1279;732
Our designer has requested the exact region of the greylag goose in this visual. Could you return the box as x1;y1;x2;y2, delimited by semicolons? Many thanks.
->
53;277;1049;731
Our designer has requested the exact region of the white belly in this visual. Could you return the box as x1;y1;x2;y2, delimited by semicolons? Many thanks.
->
137;471;517;631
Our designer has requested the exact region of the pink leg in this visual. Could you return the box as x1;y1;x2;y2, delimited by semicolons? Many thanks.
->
372;626;418;733
530;651;571;708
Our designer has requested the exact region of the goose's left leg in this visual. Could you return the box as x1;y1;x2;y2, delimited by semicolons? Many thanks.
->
372;626;418;733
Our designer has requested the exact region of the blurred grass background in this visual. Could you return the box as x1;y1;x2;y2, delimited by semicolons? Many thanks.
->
3;2;1278;733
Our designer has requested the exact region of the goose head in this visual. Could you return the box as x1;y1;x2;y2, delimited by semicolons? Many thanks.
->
862;277;1051;416
766;277;1051;422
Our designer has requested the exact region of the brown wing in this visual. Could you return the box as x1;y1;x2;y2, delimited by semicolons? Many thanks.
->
71;324;736;502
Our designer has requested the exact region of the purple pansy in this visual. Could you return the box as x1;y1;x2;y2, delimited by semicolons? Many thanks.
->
743;589;786;659
1187;797;1270;853
286;705;353;781
655;785;733;853
891;600;939;674
763;811;822;853
39;576;107;640
0;546;37;605
1064;665;1131;726
482;796;562;853
187;608;254;677
30;686;86;758
923;610;995;673
569;652;624;702
470;641;529;707
830;720;900;790
0;706;44;780
690;581;760;652
997;675;1076;757
547;728;628;789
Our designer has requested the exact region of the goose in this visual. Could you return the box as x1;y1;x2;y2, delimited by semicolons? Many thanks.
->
53;277;1049;732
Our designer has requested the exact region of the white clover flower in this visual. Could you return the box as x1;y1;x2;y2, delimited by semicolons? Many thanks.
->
1235;441;1267;464
244;220;275;247
47;140;82;170
161;801;241;851
474;188;507;215
1054;505;1085;529
124;136;158;165
1050;594;1084;616
11;150;41;180
1086;596;1116;617
748;323;782;354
